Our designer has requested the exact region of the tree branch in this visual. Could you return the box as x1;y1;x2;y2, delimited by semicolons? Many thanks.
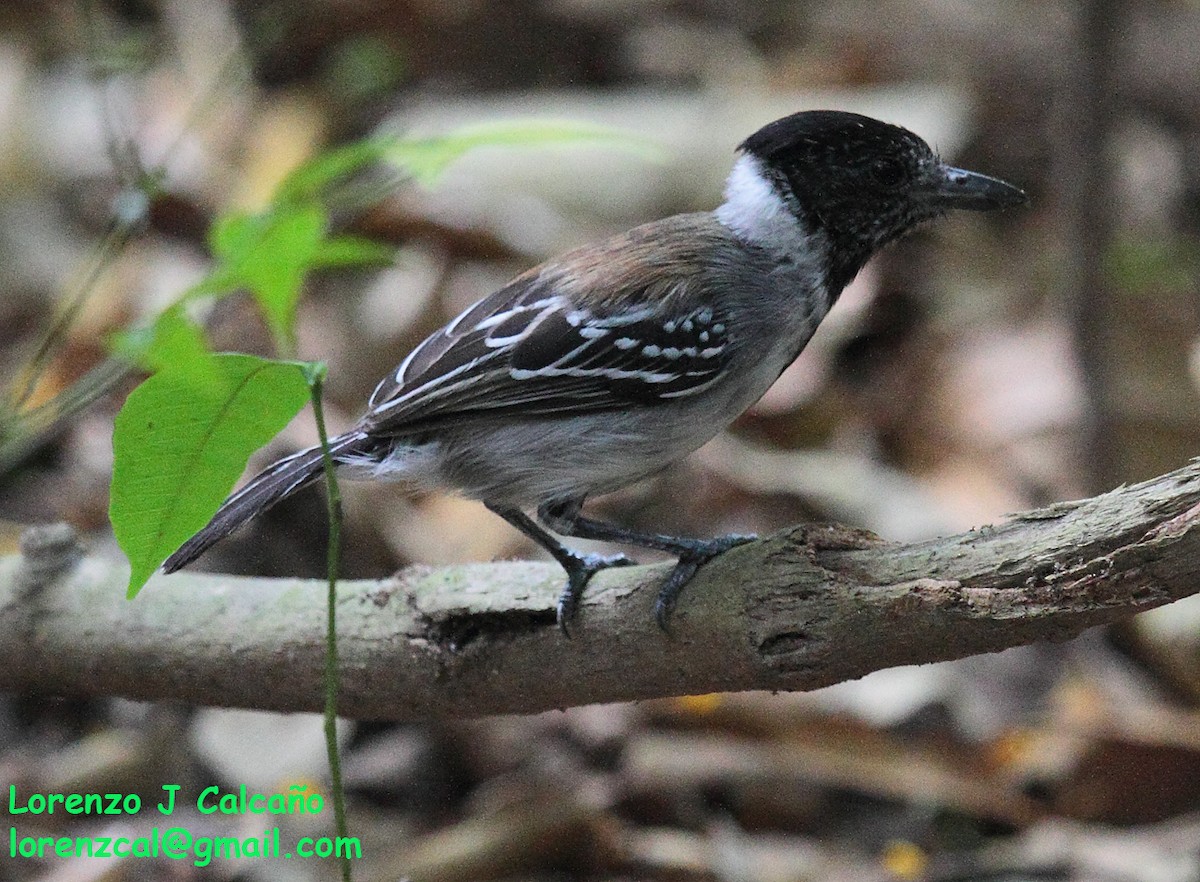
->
4;460;1200;720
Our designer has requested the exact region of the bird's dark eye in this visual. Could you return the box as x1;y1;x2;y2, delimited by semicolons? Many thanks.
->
869;157;906;187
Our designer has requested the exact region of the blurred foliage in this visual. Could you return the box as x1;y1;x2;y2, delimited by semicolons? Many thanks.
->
1108;237;1200;296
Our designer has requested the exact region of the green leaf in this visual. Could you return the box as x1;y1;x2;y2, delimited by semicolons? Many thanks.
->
381;119;663;186
273;138;393;207
108;308;210;373
111;354;311;597
238;208;327;350
312;234;395;268
192;206;332;353
184;266;242;301
274;118;659;206
208;210;260;258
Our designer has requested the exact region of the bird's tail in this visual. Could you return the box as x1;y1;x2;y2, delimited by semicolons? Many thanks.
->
162;431;369;573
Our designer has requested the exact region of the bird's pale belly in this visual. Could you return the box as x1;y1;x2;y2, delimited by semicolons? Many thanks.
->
421;409;713;506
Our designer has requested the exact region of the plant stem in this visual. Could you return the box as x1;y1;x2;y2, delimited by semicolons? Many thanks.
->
9;220;136;411
309;373;351;882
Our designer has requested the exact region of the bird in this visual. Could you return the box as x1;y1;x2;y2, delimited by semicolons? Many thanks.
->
163;109;1027;632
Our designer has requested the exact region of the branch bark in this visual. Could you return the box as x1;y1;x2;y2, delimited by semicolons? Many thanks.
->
4;460;1200;721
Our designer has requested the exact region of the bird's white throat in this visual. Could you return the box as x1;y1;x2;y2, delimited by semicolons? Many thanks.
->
715;154;813;257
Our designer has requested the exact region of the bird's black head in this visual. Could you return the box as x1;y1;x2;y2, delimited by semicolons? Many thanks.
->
739;110;1026;293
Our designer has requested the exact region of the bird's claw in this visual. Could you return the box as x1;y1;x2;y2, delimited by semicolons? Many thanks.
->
556;551;637;635
654;533;756;631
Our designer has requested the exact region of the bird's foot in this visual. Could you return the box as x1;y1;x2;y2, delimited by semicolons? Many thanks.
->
557;551;637;635
655;533;756;631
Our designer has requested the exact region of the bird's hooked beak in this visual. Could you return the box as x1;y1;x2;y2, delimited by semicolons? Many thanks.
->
922;164;1028;211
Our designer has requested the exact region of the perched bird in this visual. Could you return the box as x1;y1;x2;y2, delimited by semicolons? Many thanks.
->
164;110;1026;631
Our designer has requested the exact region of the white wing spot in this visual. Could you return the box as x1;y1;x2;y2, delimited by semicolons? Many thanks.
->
510;366;678;384
595;306;657;327
642;344;661;357
614;337;639;350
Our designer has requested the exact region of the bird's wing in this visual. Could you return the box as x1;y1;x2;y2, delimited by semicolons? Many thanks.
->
363;216;736;433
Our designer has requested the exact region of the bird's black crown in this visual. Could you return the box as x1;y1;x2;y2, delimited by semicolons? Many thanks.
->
739;110;947;292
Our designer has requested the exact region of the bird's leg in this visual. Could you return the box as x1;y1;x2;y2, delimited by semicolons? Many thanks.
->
538;498;755;631
484;502;635;634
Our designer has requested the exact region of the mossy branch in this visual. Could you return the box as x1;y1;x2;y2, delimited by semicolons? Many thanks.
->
4;461;1200;720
